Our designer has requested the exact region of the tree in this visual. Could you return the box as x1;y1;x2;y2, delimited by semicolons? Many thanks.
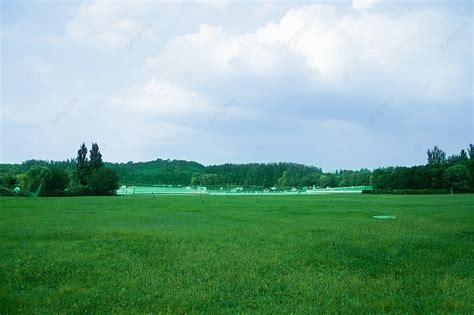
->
467;144;474;159
4;174;17;189
49;169;69;194
191;173;219;186
427;146;446;164
88;168;119;195
191;175;201;186
76;143;89;186
370;168;394;190
319;174;330;188
444;164;470;193
448;149;469;163
90;143;104;170
22;166;70;196
23;166;52;196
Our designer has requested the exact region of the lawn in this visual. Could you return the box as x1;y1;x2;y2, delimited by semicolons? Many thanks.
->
1;194;473;313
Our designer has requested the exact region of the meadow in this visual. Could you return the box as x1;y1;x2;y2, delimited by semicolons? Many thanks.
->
1;194;473;313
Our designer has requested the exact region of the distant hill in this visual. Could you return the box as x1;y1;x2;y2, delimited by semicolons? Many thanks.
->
106;159;205;186
0;159;205;186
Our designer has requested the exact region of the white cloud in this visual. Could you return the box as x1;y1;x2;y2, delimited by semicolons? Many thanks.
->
144;4;470;103
108;77;213;116
65;1;149;47
65;1;470;104
352;0;380;11
4;0;470;166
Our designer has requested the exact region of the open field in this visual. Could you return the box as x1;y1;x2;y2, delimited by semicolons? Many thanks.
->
1;194;473;313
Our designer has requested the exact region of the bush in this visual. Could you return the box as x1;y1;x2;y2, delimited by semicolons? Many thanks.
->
88;168;119;195
23;166;52;196
22;166;70;196
0;186;16;196
444;164;470;193
48;169;69;193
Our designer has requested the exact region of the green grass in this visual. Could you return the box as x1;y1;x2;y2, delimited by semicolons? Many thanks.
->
1;194;473;313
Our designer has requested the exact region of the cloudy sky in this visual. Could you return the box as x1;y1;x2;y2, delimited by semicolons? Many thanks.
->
1;0;472;170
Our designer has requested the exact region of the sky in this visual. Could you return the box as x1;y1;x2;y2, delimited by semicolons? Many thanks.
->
1;0;473;171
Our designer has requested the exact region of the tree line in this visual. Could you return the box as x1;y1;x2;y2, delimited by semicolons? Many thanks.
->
190;144;473;193
0;143;118;196
0;144;473;196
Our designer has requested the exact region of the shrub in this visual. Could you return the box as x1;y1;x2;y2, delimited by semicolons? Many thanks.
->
88;168;119;195
0;186;16;196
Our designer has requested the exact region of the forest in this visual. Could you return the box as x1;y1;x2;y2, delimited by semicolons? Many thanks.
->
0;144;473;196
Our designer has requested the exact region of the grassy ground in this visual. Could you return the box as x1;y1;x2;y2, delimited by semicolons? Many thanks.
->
1;194;473;313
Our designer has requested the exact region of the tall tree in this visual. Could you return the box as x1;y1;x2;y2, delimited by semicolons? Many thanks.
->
90;143;104;170
468;144;474;159
76;143;89;186
448;149;469;163
427;146;446;164
444;164;470;193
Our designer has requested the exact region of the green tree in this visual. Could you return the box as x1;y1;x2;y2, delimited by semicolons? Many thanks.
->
88;168;119;195
427;146;446;164
76;143;89;186
444;164;470;193
49;169;69;194
4;174;17;189
319;174;330;188
22;166;69;196
23;166;52;196
191;175;200;186
90;143;104;170
468;144;474;159
192;173;219;186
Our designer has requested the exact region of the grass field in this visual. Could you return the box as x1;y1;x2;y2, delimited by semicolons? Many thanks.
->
1;194;473;313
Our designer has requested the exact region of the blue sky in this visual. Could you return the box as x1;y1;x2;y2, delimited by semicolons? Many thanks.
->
1;0;472;170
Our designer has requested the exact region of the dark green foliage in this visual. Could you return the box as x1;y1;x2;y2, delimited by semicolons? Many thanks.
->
427;146;446;164
109;159;205;186
468;144;474;159
76;143;89;186
199;163;325;188
48;169;70;195
88;168;119;195
22;166;70;196
0;186;17;196
89;143;103;171
448;149;469;163
0;143;116;197
2;143;474;195
318;174;331;187
23;166;52;196
4;174;17;189
191;173;219;186
335;169;371;187
461;158;474;189
444;164;470;193
0;163;22;176
70;142;118;195
20;159;76;172
368;159;474;193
